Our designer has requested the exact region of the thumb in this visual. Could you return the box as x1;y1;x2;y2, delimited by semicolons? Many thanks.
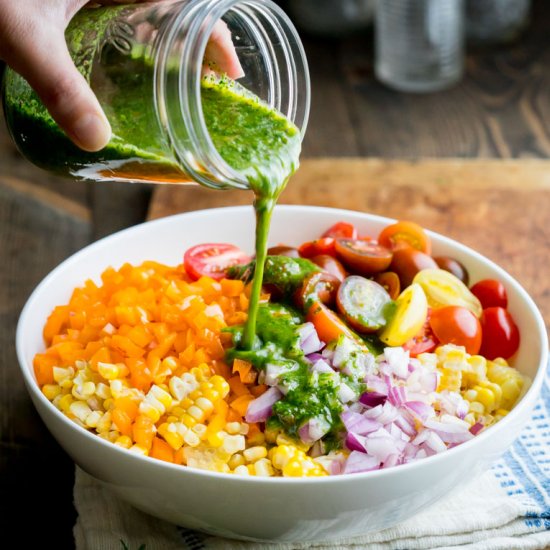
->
13;32;111;152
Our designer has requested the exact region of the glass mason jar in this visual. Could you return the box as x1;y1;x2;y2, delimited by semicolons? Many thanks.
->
1;0;310;189
375;0;465;93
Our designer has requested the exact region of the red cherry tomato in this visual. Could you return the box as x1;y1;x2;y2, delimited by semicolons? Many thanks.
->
434;256;470;286
373;271;401;300
306;301;357;345
403;310;438;357
470;279;508;309
322;222;358;240
479;307;520;360
184;243;251;281
299;237;336;258
334;238;393;275
429;305;482;355
294;272;341;311
378;221;432;255
310;254;348;281
389;247;438;289
267;245;301;258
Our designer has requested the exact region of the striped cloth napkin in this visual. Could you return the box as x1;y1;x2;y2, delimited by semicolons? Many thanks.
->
74;366;550;550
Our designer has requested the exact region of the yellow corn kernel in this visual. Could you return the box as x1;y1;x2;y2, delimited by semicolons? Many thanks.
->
243;446;268;463
109;379;129;399
180;413;197;428
96;411;112;434
469;401;485;414
128;444;148;456
158;422;185;450
234;465;250;476
85;410;102;428
95;382;111;399
139;384;173;422
183;430;200;447
72;381;96;400
169;372;199;401
221;433;246;456
438;368;462;393
69;401;92;422
53;366;75;384
437;345;468;370
42;384;62;401
98;362;121;380
225;422;242;435
192;423;207;439
58;394;74;413
276;433;310;452
196;397;214;414
115;435;132;449
487;362;524;409
187;405;205;421
228;453;245;469
464;355;487;386
254;458;274;477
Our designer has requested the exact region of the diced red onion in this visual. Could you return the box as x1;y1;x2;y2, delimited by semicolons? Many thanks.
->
389;422;410;442
420;372;438;393
388;385;407;407
341;410;381;435
345;432;368;452
383;347;410;379
364;402;399;424
393;414;417;437
404;401;435;423
469;422;484;435
364;375;388;396
245;386;282;423
382;453;400;469
343;451;380;474
299;323;324;355
413;430;447;453
424;419;474;444
364;429;405;463
311;358;334;374
359;391;387;408
298;416;330;444
338;382;356;403
306;352;324;363
264;363;288;387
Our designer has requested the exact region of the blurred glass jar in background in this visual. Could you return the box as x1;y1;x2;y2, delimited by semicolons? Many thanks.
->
375;0;465;93
285;0;375;38
466;0;531;45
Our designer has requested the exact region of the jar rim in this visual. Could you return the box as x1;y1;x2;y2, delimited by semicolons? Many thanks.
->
155;0;310;190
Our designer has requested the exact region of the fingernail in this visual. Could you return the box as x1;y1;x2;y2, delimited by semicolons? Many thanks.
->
72;113;111;152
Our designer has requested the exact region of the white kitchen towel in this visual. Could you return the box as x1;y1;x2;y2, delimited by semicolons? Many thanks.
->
74;368;550;550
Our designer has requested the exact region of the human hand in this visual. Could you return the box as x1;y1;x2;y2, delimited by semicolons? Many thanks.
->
0;0;243;153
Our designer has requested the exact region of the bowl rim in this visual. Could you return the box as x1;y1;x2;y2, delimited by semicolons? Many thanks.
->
16;204;549;485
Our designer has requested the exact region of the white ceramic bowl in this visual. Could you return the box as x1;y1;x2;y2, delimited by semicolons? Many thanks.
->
16;205;548;543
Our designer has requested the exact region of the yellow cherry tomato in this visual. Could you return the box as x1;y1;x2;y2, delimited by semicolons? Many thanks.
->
412;268;482;318
379;283;428;347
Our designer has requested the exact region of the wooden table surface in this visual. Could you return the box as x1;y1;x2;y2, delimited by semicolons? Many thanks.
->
1;2;549;547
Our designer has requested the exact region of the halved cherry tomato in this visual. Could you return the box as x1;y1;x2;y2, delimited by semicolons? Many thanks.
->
373;271;401;300
306;301;357;344
470;279;508;309
434;256;469;286
379;283;428;347
294;272;341;311
334;238;392;275
403;309;438;357
413;269;482;318
479;307;520;360
299;238;336;258
378;221;432;255
322;222;358;240
267;245;301;258
310;254;348;281
390;247;438;288
429;306;482;355
184;244;251;281
336;276;393;333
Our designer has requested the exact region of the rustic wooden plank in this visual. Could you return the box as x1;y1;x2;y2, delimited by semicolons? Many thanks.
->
0;182;92;548
148;159;550;329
